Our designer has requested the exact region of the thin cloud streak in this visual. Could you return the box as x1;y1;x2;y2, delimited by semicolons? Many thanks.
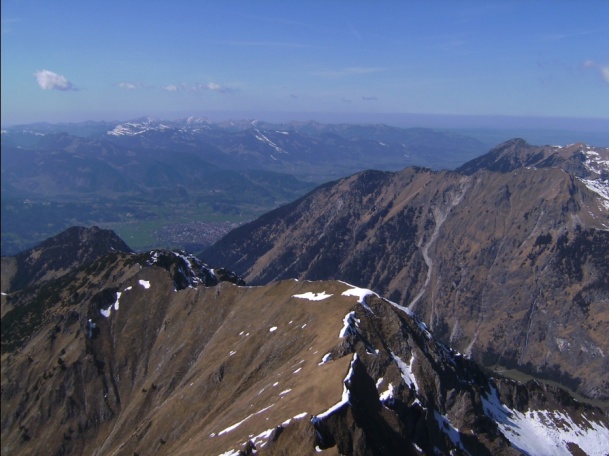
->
315;67;386;79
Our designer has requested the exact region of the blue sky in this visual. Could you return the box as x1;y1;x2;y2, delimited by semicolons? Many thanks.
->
1;0;608;127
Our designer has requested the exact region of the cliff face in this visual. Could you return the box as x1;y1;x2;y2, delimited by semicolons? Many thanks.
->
203;141;609;400
2;248;607;455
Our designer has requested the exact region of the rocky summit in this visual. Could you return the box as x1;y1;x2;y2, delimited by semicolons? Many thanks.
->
203;140;609;401
2;230;608;455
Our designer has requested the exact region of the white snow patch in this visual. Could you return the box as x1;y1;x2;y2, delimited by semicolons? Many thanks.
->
294;412;308;419
228;351;236;356
138;279;150;289
483;385;609;456
318;353;332;365
269;326;277;332
124;286;132;291
392;352;418;391
279;389;292;396
340;283;377;312
379;383;394;402
100;291;121;318
579;178;609;211
293;291;333;301
434;410;471;455
339;311;360;337
217;404;274;436
311;354;357;422
293;367;302;374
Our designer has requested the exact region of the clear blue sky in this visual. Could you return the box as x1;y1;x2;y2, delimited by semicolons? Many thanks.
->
1;0;608;126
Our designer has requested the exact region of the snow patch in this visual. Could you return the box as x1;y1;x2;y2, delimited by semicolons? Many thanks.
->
311;354;358;422
217;404;274;436
293;291;333;301
100;291;121;318
339;311;359;338
269;326;277;332
379;383;394;402
434;410;471;455
483;384;609;456
579;178;609;211
340;283;377;312
392;352;418;391
138;279;150;289
318;353;332;365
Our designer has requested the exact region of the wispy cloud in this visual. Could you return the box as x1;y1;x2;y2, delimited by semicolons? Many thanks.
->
316;66;386;79
34;70;76;91
582;60;609;85
169;81;237;94
217;40;313;48
362;96;377;101
118;82;143;90
544;29;600;41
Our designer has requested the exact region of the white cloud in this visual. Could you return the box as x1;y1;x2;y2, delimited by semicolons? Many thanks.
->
164;84;178;92
34;69;75;91
176;81;235;93
582;60;609;85
601;66;609;84
118;82;138;90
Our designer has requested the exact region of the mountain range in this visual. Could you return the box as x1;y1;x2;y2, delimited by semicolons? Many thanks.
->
2;226;608;455
1;117;487;256
2;123;609;454
203;139;609;402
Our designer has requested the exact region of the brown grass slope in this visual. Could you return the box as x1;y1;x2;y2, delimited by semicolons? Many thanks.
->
3;251;606;455
203;141;609;400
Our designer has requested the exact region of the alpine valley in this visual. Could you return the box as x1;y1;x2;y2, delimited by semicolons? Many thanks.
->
1;117;486;256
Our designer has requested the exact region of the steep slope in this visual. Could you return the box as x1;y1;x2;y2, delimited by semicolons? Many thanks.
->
1;226;132;297
2;247;607;455
203;141;609;400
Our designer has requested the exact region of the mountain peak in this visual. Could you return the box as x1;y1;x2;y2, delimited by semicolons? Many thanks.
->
2;226;132;293
456;138;609;177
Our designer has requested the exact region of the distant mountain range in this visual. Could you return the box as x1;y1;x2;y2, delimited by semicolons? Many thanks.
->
1;117;488;256
203;139;609;402
2;226;608;455
2;116;489;179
